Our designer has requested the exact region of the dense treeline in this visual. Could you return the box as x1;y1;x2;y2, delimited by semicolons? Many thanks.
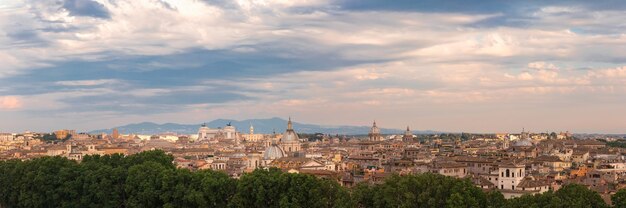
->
0;150;620;207
598;138;626;148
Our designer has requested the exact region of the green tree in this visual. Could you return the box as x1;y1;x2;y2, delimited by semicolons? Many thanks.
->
486;190;507;208
160;169;236;207
446;193;467;208
351;182;375;208
70;162;124;207
229;168;350;208
123;149;175;168
611;189;626;207
125;161;170;208
1;156;80;207
352;173;487;208
555;184;607;208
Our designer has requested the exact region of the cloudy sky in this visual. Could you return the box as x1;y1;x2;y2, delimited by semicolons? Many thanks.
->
1;0;625;133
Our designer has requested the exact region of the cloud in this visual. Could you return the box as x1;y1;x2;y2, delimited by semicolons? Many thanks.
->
62;0;110;18
56;79;119;86
587;66;626;79
0;96;22;109
334;0;518;14
528;62;559;71
5;29;47;47
1;0;626;132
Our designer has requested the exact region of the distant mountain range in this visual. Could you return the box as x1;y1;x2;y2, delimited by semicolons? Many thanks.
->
89;117;438;135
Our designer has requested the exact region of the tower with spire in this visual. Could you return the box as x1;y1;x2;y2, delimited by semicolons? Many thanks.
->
287;117;293;130
368;120;383;141
403;126;414;142
112;128;120;140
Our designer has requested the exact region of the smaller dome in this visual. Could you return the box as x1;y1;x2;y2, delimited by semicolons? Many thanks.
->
370;121;380;134
404;126;412;136
263;144;285;160
513;138;533;147
230;152;246;158
282;117;300;143
282;131;299;143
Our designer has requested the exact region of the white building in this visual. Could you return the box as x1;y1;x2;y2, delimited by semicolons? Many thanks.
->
497;163;525;190
197;123;240;141
0;133;15;142
197;123;220;141
223;123;237;140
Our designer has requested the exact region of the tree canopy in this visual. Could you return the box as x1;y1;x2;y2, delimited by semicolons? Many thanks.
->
352;173;487;208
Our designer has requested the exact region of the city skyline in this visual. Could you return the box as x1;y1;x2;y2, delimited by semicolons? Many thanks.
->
2;0;626;133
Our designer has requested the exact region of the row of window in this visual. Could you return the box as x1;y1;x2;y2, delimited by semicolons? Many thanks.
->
501;168;523;178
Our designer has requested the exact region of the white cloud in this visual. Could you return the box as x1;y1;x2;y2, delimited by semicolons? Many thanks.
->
0;96;22;109
528;62;559;71
56;79;119;86
587;66;626;79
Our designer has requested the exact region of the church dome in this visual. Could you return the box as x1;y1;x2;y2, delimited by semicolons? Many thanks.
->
404;126;412;136
513;138;533;147
282;118;300;143
282;131;299;143
263;144;285;160
370;121;380;134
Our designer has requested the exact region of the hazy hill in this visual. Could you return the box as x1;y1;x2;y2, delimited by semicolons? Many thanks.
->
89;117;437;135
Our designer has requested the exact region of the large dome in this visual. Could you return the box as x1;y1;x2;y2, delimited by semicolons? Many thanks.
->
263;144;285;160
282;131;299;143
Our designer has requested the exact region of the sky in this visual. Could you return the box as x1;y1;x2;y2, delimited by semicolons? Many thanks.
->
0;0;625;134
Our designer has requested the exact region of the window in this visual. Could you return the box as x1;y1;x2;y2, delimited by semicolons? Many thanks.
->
506;169;510;177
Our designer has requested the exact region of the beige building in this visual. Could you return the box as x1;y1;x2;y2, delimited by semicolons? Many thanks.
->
428;161;467;178
0;133;15;142
242;125;265;142
55;129;76;139
572;150;590;164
